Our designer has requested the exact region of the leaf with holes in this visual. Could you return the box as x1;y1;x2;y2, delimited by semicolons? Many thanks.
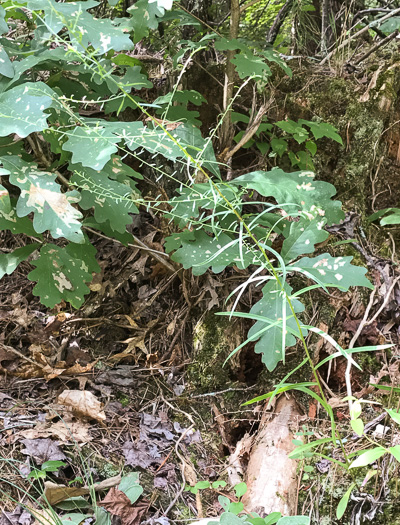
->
124;123;220;177
170;230;256;276
127;0;165;43
1;156;84;243
0;82;54;137
0;244;39;279
70;162;140;234
290;254;373;290
26;0;98;35
62;120;143;171
281;218;329;262
28;242;99;308
232;168;344;225
68;11;134;54
248;281;306;371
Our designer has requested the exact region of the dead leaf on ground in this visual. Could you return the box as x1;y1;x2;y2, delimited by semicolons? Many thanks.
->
0;507;32;525
17;415;92;444
29;508;59;525
99;487;148;525
43;475;122;505
57;390;106;423
43;482;88;506
21;438;66;465
122;440;161;469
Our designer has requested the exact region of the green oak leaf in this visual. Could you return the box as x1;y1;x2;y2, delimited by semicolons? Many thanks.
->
70;160;140;234
281;217;329;262
248;280;306;371
127;0;165;43
232;168;344;225
170;229;256;275
1;156;84;243
63;127;120;171
0;45;14;78
290;253;373;290
0;184;38;236
0;244;39;279
299;119;342;144
231;52;271;80
68;11;134;54
0;7;8;34
0;82;54;138
62;120;143;171
124;123;220;177
150;0;173;9
28;242;99;308
26;0;98;36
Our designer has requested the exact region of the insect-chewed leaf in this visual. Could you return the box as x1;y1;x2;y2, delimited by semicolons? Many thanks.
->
281;217;329;262
70;160;141;234
0;183;38;236
290;253;373;291
0;82;54;138
248;281;306;371
232;169;344;225
124;123;220;177
26;0;98;35
127;0;166;43
170;230;256;275
28;242;99;308
1;156;84;243
0;244;39;279
62;120;143;171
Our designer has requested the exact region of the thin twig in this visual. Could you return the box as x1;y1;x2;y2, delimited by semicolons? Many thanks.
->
320;7;400;65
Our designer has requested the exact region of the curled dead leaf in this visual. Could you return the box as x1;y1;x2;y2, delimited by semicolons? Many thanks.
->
57;390;106;423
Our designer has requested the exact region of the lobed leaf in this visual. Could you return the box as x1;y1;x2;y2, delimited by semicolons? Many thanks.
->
1;156;84;243
28;242;100;308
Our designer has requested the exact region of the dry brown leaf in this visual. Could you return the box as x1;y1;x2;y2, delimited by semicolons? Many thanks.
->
18;416;92;444
99;487;148;525
57;390;106;423
43;475;122;505
43;482;88;506
30;508;59;525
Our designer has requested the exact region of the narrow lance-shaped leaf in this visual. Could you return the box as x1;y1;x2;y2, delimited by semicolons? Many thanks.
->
349;447;386;469
1;156;84;243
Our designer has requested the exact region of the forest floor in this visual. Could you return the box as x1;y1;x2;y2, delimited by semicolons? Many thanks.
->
2;206;400;525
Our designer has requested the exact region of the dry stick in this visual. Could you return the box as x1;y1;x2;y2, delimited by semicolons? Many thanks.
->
352;29;399;65
0;343;45;369
220;0;240;154
320;6;400;65
345;275;400;408
222;102;270;162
